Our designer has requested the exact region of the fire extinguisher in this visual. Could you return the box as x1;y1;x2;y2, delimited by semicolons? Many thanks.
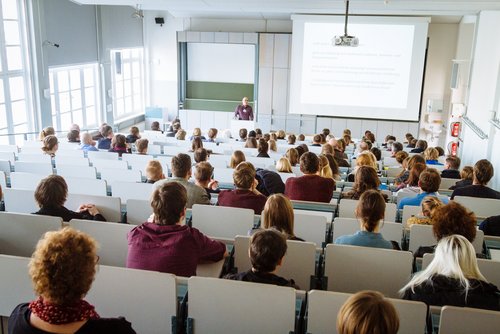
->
448;141;459;156
450;122;461;137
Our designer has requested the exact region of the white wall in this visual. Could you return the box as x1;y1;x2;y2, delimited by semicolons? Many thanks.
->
460;11;500;190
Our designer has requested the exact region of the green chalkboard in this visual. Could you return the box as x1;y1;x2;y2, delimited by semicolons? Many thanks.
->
185;81;254;112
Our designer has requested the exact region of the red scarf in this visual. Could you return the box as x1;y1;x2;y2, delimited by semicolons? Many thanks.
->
29;297;100;325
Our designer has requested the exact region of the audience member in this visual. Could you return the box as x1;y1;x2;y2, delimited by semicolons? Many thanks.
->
312;134;322;146
398;169;449;209
126;126;141;143
324;154;341;181
194;162;219;199
405;196;443;230
394;154;426;185
207;128;218;142
276;130;286;140
127;182;226;276
97;125;113;149
295;145;305;159
238;128;248;141
260;194;303;241
268;139;277;152
135;138;148;154
408;138;417;148
255;128;263;139
191;136;204;152
285;152;335;203
347;151;378;182
175;129;186;140
41;135;58;157
39;126;55;141
370;147;382;161
8;228;136;333
276;157;293;173
410;139;428;153
33;175;105;222
230;150;246;168
441;155;461;179
413;201;477;258
298;134;305;141
255;168;285;196
245;137;257;149
153;153;210;208
193;148;208;163
145;160;165;184
108;134;128;157
322;128;330;138
335;190;394;249
394;151;409;166
391;142;403;156
401;235;499;310
224;229;299;288
166;122;180;137
248;130;257;138
167;118;180;132
337;290;399;334
217;162;267;214
150;121;163;133
286;148;299;167
79;133;98;152
263;133;270;142
257;139;270;158
343;166;386;201
424;147;443;165
67;129;80;143
451;159;500;199
435;146;445;156
287;134;296;145
395;162;426;193
318;154;334;180
189;127;206;141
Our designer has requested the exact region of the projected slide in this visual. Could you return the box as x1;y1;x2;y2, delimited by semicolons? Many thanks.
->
290;16;429;121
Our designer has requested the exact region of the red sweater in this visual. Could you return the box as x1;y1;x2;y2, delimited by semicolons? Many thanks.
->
217;189;267;214
284;174;335;203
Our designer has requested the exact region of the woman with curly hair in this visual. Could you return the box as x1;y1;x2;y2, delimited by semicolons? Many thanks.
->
8;228;136;333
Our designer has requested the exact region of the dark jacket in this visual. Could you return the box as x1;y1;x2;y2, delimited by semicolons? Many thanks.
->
403;275;500;311
8;303;136;334
33;206;106;222
451;185;500;200
449;178;472;190
255;169;285;196
479;215;500;237
224;270;300;289
441;169;461;179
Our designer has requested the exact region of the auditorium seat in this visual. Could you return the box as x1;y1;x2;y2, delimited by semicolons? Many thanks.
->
233;236;317;290
0;212;63;257
409;224;484;254
453;196;500;219
438;306;500;334
324;244;413;298
187;276;296;333
306;290;428;334
65;193;122;223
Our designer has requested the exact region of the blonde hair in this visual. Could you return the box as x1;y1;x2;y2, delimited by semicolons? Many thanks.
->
29;228;97;305
318;154;333;179
81;133;94;146
262;194;295;238
421;196;443;218
356;151;378;170
276;157;292;173
176;129;186;140
146;160;164;182
135;138;149;154
230;150;246;168
400;235;487;297
424;147;439;161
337;290;399;334
268;139;277;152
192;127;202;137
286;148;299;166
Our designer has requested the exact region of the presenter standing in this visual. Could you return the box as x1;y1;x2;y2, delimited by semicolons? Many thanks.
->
234;97;254;121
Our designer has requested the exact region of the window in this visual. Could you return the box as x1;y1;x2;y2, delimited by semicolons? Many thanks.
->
0;0;34;145
49;63;101;131
110;48;144;121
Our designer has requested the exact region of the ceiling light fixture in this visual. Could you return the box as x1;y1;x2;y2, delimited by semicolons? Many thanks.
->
131;4;144;19
333;0;359;47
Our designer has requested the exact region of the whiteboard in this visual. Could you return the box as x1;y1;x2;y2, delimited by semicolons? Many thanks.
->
187;43;255;84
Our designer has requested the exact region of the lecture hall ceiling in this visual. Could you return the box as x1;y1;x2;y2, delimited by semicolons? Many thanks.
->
72;0;500;20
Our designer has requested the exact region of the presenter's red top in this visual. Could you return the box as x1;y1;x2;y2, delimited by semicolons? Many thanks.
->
234;103;254;120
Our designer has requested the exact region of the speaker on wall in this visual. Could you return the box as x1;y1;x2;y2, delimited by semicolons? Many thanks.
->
155;17;165;26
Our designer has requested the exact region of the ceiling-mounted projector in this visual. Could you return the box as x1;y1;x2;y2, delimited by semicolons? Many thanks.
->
333;35;359;47
334;0;358;47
